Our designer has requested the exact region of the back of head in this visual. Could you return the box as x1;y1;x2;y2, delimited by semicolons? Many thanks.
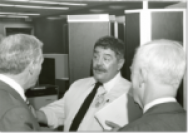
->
0;34;43;75
133;39;186;89
94;36;125;60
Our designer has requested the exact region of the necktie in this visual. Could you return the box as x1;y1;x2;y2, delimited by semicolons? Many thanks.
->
69;82;102;131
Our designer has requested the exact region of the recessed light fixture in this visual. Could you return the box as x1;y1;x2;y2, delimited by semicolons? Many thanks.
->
0;3;69;10
90;9;104;13
0;15;29;18
0;4;12;7
109;5;126;10
16;5;69;10
3;0;28;1
0;12;40;16
4;0;87;6
47;16;62;20
7;15;29;18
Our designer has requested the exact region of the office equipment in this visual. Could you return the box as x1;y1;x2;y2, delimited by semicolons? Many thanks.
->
25;57;57;108
38;58;55;85
25;85;58;109
123;9;186;108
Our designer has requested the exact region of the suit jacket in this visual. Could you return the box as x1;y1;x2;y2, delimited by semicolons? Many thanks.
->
0;80;40;131
119;102;186;132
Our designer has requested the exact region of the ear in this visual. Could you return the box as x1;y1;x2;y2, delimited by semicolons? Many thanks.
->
117;59;125;71
139;68;147;83
137;68;148;107
28;62;35;76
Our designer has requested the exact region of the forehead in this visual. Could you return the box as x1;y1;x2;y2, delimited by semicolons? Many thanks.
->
94;46;115;55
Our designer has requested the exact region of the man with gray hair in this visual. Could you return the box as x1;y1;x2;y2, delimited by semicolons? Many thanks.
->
0;34;43;131
118;39;187;131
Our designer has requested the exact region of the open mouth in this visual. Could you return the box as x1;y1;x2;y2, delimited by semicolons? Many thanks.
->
94;69;105;74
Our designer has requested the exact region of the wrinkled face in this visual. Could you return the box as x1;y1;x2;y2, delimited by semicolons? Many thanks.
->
92;46;123;83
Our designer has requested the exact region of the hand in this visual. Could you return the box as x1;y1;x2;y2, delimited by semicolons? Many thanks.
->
35;110;48;124
105;120;121;131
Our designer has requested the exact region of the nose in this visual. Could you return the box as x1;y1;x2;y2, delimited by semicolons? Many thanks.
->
96;57;103;65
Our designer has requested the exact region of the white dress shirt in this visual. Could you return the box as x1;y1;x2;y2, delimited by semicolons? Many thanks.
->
103;72;121;92
0;74;26;101
143;97;177;113
40;72;131;131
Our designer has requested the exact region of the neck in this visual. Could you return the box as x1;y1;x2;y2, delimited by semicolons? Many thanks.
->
143;80;176;107
5;73;27;91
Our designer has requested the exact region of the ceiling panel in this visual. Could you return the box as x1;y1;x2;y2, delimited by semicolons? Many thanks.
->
0;0;183;20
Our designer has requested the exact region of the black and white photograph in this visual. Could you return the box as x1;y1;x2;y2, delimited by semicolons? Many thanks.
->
0;0;186;132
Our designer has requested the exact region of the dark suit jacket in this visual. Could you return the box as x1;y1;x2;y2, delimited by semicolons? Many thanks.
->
119;102;186;132
0;80;40;131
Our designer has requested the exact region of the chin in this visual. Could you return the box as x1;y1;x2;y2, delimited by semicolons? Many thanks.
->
93;75;103;83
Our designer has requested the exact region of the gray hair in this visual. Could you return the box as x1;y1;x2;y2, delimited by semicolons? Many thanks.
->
94;36;125;60
0;34;43;75
132;39;186;87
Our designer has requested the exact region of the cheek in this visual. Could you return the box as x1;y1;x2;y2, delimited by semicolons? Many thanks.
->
106;63;118;72
92;61;97;68
34;65;42;78
132;88;140;103
132;78;139;95
132;79;137;89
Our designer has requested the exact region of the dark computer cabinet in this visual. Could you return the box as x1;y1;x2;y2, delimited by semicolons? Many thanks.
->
122;9;186;108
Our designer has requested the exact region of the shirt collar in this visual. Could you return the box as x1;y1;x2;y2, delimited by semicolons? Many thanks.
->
0;74;26;101
102;72;121;93
143;97;176;113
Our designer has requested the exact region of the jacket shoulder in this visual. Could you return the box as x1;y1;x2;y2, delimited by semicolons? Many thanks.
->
0;107;40;131
0;89;18;114
119;117;152;131
120;111;187;131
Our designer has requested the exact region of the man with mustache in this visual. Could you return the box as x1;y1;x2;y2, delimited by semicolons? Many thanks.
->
36;36;142;131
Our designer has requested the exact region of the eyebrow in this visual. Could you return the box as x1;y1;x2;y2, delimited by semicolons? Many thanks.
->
104;54;112;57
93;49;113;57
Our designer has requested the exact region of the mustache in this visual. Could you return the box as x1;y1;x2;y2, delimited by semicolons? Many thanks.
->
93;66;107;72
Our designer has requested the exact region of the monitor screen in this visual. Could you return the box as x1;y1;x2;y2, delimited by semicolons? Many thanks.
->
38;58;55;85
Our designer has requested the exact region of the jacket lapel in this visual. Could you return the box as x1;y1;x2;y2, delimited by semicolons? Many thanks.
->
0;80;26;105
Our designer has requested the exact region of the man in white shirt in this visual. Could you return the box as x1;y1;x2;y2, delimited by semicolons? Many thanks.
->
0;34;43;131
118;39;186;131
36;36;142;131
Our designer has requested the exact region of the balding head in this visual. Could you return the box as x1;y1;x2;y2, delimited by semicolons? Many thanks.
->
131;39;186;108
